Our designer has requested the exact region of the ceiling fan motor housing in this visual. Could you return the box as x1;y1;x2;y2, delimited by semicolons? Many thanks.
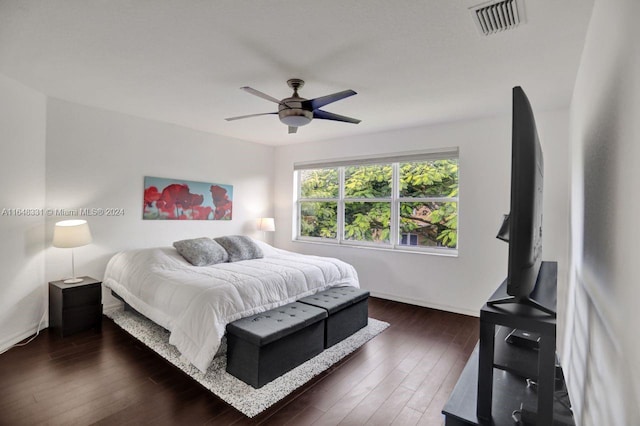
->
278;97;313;127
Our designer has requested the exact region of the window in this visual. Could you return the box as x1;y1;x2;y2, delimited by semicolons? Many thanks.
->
298;168;338;238
295;150;459;254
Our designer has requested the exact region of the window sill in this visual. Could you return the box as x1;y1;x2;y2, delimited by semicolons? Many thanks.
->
292;238;458;258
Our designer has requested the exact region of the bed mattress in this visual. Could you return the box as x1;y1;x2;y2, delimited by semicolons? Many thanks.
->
102;241;359;372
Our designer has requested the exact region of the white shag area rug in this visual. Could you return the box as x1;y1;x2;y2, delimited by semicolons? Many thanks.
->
106;309;389;418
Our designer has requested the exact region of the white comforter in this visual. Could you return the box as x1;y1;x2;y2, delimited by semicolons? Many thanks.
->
102;241;359;372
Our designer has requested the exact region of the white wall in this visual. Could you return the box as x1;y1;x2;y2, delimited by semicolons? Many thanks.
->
0;74;46;352
565;0;640;423
45;99;275;310
274;108;570;318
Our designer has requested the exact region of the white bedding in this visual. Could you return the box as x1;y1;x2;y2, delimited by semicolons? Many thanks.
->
102;240;359;372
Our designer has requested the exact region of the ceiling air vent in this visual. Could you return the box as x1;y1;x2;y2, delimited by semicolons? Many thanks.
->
470;0;525;36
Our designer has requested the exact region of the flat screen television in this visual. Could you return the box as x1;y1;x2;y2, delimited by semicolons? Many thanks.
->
490;86;555;316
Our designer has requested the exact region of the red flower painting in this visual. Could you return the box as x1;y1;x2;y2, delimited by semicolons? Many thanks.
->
210;185;233;220
143;177;233;220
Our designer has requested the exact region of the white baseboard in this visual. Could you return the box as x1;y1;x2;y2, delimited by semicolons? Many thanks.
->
369;291;479;317
1;302;123;354
0;319;48;354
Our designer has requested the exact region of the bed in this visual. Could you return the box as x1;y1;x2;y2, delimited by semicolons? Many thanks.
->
102;237;359;372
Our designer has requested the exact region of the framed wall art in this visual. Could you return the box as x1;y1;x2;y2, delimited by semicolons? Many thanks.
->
143;176;233;220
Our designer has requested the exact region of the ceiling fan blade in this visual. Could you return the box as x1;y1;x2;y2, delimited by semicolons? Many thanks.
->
305;89;357;110
241;86;282;104
288;126;298;134
225;112;277;121
313;109;361;124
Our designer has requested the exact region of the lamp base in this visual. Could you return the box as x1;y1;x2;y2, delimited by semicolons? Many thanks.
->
63;277;84;284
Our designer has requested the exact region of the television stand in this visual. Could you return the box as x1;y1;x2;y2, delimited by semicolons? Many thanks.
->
442;261;575;425
487;262;558;317
487;295;557;317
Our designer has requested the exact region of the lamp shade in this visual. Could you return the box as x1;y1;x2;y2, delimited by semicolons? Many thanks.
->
52;220;92;248
258;217;275;232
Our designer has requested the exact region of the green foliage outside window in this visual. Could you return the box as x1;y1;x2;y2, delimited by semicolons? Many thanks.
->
399;201;458;247
300;201;337;238
399;160;458;198
399;160;458;247
298;159;458;249
345;164;392;198
344;202;391;243
300;169;339;198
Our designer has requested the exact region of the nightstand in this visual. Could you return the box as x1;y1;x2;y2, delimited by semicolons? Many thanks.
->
49;277;103;337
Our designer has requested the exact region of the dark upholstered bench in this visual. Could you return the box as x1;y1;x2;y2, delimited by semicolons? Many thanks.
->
225;302;327;388
298;287;369;348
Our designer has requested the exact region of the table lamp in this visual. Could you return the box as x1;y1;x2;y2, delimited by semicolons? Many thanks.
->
53;219;92;284
258;217;275;239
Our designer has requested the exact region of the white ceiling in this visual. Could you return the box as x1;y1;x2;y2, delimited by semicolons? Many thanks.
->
0;0;594;146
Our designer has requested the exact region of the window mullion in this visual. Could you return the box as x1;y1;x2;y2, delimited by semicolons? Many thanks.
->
391;162;399;247
295;171;301;240
342;197;391;202
397;197;459;203
338;166;345;243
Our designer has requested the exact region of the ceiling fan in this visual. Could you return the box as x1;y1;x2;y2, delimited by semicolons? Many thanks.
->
225;78;361;134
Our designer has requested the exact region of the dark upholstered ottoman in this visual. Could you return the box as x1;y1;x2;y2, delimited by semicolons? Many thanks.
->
298;287;369;348
225;302;327;388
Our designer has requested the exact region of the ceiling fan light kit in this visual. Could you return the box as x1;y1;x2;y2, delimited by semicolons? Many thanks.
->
226;78;360;134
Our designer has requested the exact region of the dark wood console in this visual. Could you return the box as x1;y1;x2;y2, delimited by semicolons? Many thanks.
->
443;262;575;425
49;277;102;337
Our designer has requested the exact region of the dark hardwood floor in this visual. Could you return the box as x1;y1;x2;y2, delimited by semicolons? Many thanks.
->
0;298;478;425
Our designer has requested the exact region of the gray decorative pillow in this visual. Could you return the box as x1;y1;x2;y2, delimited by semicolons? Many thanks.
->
214;235;264;262
173;237;229;266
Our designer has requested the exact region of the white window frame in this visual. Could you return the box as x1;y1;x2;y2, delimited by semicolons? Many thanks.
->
294;148;459;256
